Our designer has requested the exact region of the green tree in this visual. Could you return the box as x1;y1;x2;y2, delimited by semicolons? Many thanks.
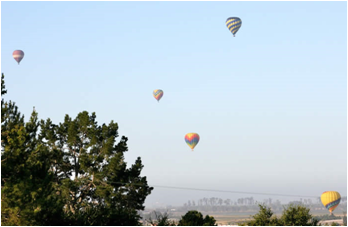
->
178;210;217;226
39;110;153;225
239;203;319;226
203;215;217;226
280;203;319;226
147;211;177;226
1;73;153;225
238;204;280;226
1;73;8;121
1;73;65;225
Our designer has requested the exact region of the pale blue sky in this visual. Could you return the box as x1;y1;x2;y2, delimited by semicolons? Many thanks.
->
1;1;347;206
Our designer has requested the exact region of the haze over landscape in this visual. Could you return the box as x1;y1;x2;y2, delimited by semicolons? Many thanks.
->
1;1;346;209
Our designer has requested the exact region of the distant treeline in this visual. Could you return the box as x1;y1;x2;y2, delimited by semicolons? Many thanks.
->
315;214;342;221
157;196;347;213
182;196;347;207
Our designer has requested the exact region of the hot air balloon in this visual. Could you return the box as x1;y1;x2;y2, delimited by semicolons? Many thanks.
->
13;50;24;65
185;133;200;151
226;17;242;37
321;191;341;214
153;89;163;102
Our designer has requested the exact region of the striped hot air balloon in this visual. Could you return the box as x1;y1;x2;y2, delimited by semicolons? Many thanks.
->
185;133;200;151
226;17;242;37
13;50;24;65
153;89;163;102
321;191;341;214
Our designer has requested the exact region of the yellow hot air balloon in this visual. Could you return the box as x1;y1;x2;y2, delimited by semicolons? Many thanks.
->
321;191;341;214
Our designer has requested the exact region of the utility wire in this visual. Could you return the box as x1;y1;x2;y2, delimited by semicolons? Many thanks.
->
106;181;318;198
150;185;318;198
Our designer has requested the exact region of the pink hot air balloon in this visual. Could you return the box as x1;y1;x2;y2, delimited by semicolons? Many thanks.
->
13;50;24;65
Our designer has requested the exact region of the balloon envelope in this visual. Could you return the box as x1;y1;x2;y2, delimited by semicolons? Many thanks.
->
185;133;200;151
226;17;242;37
13;50;24;64
321;191;341;214
153;89;163;102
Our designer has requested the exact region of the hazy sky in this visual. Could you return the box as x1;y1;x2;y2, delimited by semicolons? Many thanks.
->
1;1;347;207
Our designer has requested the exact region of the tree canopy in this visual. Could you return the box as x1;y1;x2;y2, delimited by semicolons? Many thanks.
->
178;210;217;226
147;211;177;226
239;203;320;226
1;73;153;225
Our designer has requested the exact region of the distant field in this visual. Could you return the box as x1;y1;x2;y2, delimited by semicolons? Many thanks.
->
144;205;346;226
319;219;344;226
212;213;345;225
211;214;252;225
167;209;346;225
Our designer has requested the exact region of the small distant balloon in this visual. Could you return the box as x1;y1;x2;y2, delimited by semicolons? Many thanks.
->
153;89;163;102
226;17;242;37
321;191;341;214
185;133;200;151
13;50;24;65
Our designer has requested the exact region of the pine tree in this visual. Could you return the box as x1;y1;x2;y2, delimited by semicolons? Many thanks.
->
1;73;153;225
39;111;153;225
1;73;64;225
